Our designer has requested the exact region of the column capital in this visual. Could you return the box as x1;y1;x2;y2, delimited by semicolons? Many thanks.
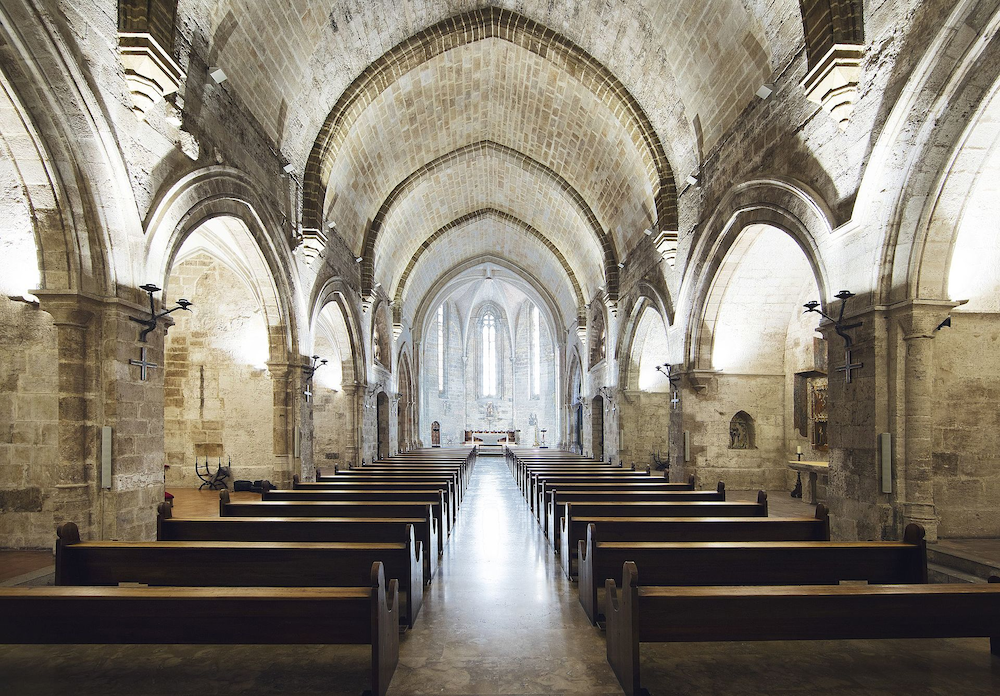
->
888;299;964;340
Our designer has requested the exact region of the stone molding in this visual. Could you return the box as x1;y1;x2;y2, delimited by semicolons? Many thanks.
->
801;44;864;131
118;32;182;121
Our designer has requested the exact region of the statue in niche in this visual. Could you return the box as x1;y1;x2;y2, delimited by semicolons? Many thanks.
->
729;411;755;449
810;380;829;449
590;311;606;365
373;324;382;365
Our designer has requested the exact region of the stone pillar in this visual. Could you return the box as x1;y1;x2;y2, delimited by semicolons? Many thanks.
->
340;383;358;467
894;302;958;542
38;291;167;541
267;360;297;487
37;292;99;538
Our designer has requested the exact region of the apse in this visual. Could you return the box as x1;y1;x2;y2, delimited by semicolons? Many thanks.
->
419;264;559;448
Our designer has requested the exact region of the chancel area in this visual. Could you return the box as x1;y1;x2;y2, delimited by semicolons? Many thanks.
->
2;1;1000;694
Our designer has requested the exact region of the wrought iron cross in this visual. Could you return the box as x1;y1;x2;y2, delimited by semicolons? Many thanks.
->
836;349;864;384
670;391;680;409
129;347;158;381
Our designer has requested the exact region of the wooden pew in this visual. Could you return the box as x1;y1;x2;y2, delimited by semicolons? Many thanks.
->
561;504;830;578
157;502;438;582
263;488;452;535
55;522;424;630
544;483;727;536
580;517;926;624
334;464;469;495
296;473;460;508
219;491;445;556
532;475;694;515
606;562;1000;696
555;492;769;559
1;562;399;696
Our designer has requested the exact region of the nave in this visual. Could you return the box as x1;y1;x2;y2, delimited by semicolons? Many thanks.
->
3;452;999;696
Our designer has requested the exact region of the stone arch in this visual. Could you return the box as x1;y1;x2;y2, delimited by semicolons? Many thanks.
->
864;0;1000;305
145;167;301;360
310;277;366;385
365;142;615;300
682;178;834;369
0;0;147;296
392;207;586;316
302;7;677;244
619;298;671;392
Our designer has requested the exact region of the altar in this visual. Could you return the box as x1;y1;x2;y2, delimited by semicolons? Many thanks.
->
787;460;829;504
465;430;518;447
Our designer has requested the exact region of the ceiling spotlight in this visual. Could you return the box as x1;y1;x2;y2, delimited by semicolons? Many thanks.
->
282;163;295;174
756;83;774;99
355;256;363;263
643;228;654;236
327;221;337;230
208;67;228;84
618;260;626;269
686;174;700;187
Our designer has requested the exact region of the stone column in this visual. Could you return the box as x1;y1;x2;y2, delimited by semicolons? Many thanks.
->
895;302;958;542
267;360;297;487
339;383;358;467
37;292;99;538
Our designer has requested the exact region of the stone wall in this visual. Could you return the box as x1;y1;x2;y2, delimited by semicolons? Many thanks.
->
933;313;1000;537
0;296;58;547
163;253;275;487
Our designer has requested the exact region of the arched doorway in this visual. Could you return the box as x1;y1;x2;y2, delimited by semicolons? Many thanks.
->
592;395;605;462
376;391;390;460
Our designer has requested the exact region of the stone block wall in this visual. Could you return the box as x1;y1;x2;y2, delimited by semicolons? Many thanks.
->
618;391;671;471
163;253;275;487
933;313;1000;537
0;296;58;547
312;387;354;470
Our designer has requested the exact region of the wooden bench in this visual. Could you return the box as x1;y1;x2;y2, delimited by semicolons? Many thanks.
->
544;483;727;535
263;488;452;535
561;504;829;578
296;473;460;508
220;491;445;556
334;465;469;495
606;562;1000;696
580;518;926;625
532;475;694;514
157;502;438;582
0;561;399;696
56;520;424;630
555;492;769;559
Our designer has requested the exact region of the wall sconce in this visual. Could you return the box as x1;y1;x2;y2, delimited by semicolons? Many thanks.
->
301;355;327;402
130;283;192;342
804;290;864;383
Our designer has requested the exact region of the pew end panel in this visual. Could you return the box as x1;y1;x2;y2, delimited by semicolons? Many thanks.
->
371;562;400;696
605;561;641;696
578;523;597;624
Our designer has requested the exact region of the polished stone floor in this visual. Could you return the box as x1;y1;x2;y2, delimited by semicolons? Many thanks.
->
2;457;1000;695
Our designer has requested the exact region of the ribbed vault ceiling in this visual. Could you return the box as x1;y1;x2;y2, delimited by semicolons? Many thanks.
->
178;1;797;322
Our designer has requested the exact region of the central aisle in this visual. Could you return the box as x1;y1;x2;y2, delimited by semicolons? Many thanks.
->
387;454;623;695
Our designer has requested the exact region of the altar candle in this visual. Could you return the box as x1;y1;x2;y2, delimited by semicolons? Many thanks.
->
796;446;803;455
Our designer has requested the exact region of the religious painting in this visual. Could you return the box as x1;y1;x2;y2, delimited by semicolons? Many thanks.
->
431;421;440;446
810;379;829;449
728;411;755;449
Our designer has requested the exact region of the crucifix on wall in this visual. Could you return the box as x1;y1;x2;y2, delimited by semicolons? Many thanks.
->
129;347;158;381
804;291;863;385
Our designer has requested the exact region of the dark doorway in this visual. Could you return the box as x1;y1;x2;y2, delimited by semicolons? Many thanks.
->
431;421;441;447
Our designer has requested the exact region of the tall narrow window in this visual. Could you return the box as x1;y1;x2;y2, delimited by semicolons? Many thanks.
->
437;305;445;393
531;305;540;397
482;312;497;396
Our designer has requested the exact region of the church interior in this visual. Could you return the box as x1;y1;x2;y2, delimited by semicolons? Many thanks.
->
3;1;1000;694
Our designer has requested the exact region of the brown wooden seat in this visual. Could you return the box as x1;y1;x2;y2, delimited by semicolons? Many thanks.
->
605;561;1000;696
0;562;399;696
556;491;769;557
157;502;438;582
532;475;694;514
56;521;424;629
580;518;926;624
544;483;727;535
296;473;460;508
560;503;830;578
263;488;452;534
219;492;445;556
